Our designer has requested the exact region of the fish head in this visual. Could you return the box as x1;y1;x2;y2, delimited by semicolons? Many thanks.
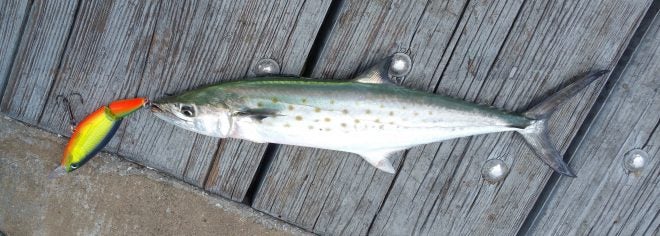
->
150;90;233;137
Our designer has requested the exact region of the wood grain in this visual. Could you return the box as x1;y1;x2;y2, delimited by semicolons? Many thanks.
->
113;0;332;201
526;10;660;235
0;0;29;100
1;0;656;233
252;0;472;234
370;0;653;235
1;0;331;201
1;0;78;123
36;0;159;152
253;0;653;235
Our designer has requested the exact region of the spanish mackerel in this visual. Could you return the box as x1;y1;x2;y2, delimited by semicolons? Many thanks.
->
150;58;608;176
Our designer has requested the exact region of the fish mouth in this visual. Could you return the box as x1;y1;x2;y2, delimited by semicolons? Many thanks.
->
149;103;185;123
150;103;163;113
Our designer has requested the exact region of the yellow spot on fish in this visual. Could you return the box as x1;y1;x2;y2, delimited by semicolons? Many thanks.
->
272;98;279;103
375;119;380;123
355;119;360;123
284;123;291;128
288;105;294;111
342;109;349;114
366;109;371;114
324;117;331;122
295;116;303;121
315;107;321;112
302;98;307;104
257;102;264;107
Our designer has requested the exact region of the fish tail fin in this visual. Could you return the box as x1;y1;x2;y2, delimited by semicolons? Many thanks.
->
517;70;609;177
518;120;577;177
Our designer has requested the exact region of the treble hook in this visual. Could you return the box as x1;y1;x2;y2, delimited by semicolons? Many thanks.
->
56;92;84;133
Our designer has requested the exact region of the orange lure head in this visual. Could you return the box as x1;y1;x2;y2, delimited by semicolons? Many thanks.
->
50;97;148;179
108;97;150;118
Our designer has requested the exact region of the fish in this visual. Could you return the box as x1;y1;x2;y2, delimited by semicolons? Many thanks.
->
49;97;148;178
150;57;608;176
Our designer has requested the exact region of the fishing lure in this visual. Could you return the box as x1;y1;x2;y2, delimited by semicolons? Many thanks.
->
49;97;148;178
150;57;608;176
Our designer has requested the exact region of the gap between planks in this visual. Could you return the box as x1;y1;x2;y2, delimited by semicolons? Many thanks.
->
241;0;347;206
34;0;82;124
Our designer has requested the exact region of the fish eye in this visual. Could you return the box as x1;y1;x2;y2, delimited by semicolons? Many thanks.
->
181;105;195;117
70;163;79;170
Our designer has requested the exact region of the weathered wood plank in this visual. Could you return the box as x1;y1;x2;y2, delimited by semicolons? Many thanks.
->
0;0;29;100
203;138;268;200
35;0;159;155
116;0;331;201
253;0;653;235
1;0;331;201
526;10;660;235
1;0;78;123
252;0;473;234
370;0;653;235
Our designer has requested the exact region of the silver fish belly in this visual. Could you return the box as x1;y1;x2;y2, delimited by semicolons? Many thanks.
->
229;84;528;165
150;57;608;176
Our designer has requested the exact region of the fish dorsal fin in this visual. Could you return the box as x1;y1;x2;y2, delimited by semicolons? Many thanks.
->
359;150;397;173
352;56;395;85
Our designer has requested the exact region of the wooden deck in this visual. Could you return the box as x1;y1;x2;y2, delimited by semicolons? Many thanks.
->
1;0;658;235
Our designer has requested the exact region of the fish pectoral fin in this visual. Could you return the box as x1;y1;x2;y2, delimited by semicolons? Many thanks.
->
352;56;396;85
359;150;397;174
233;108;281;122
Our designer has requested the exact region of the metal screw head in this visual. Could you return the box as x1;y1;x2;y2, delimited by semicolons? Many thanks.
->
389;52;412;77
253;58;280;76
481;159;510;183
623;149;648;173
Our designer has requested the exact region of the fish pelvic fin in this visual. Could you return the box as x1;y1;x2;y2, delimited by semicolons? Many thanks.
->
518;70;609;177
359;150;397;174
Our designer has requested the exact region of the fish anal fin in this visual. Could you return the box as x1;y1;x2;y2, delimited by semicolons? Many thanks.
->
359;150;397;173
352;57;396;85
